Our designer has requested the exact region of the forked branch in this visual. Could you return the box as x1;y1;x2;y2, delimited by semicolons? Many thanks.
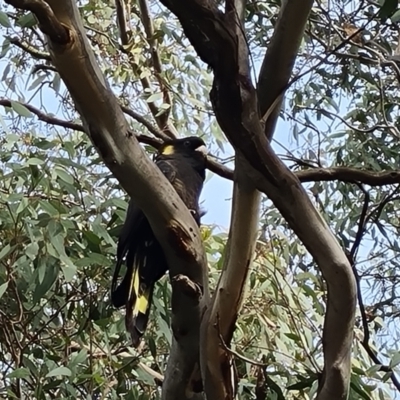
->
158;0;356;399
4;2;209;399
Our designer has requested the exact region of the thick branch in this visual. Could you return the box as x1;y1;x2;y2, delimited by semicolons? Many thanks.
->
202;157;260;398
257;1;312;139
6;2;209;398
199;2;261;398
5;0;69;44
158;1;356;400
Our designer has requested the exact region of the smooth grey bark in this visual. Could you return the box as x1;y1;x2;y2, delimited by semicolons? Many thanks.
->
156;0;357;399
3;1;209;398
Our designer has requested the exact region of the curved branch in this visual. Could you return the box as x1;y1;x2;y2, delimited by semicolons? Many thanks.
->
5;0;69;44
257;0;313;139
5;2;209;399
158;2;356;400
296;167;400;186
199;1;261;397
0;98;84;131
346;253;400;392
202;157;260;398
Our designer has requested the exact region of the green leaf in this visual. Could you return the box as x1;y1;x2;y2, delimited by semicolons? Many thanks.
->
50;234;66;257
0;282;8;300
16;197;29;214
0;244;12;261
10;101;33;118
25;242;39;260
112;198;128;210
33;265;59;304
0;12;11;28
136;364;156;385
7;368;30;379
379;0;398;20
391;9;400;22
61;264;76;282
88;253;110;265
46;366;72;378
389;351;400;368
69;349;88;369
26;157;45;165
146;92;163;103
157;317;171;345
350;381;373;400
55;168;74;184
16;12;37;28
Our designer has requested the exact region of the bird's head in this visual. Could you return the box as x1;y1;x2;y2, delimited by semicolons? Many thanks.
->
159;137;207;157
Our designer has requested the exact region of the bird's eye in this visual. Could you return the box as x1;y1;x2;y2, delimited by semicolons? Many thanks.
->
184;140;191;147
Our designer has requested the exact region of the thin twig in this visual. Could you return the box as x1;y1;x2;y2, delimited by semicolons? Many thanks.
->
138;0;172;123
8;36;51;60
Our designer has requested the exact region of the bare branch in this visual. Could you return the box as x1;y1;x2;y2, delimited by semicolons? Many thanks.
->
199;2;261;397
346;253;400;392
138;0;172;121
121;104;170;141
115;0;130;44
0;97;235;185
257;0;313;139
202;159;260;398
31;64;57;73
4;96;400;190
0;98;84;131
8;36;51;60
115;0;176;138
296;167;400;186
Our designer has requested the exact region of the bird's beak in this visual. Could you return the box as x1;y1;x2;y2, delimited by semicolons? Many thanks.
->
195;145;208;155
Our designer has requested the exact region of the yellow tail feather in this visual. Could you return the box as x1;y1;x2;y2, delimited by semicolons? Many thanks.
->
129;268;150;316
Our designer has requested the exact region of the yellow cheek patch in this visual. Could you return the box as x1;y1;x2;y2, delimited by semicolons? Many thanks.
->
161;145;175;155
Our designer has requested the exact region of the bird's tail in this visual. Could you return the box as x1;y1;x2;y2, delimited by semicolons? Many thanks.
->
126;267;154;347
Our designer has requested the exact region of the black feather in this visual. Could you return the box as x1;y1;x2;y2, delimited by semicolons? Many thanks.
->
111;137;207;346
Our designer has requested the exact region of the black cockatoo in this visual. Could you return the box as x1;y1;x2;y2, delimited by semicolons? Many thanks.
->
111;136;207;346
